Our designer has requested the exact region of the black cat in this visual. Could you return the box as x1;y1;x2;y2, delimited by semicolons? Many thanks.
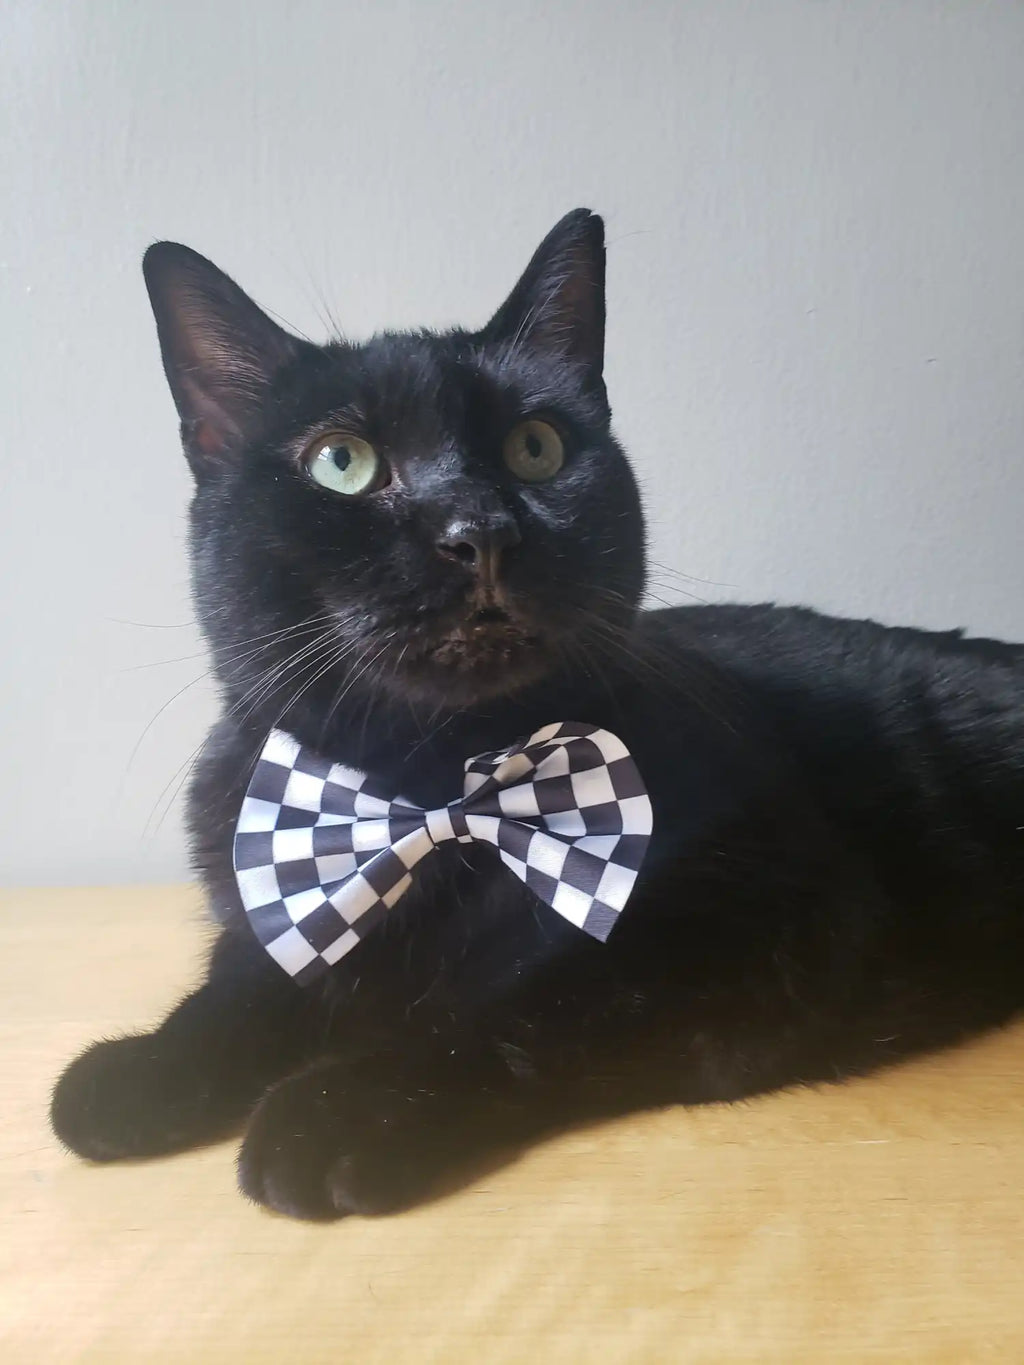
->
51;210;1024;1220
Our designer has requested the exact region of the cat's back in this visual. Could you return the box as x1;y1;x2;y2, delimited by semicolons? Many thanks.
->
651;600;1024;716
656;600;1020;669
644;601;1024;888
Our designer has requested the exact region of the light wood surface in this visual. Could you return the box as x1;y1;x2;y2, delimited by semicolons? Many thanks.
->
3;885;1024;1363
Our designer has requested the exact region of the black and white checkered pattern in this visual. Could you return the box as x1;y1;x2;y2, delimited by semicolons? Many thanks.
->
234;722;653;984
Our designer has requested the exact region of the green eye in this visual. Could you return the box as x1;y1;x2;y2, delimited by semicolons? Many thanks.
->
304;434;385;496
503;420;565;483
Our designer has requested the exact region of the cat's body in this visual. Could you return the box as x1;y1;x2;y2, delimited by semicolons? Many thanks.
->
51;212;1024;1219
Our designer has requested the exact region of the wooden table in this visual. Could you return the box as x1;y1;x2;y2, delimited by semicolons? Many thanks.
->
4;885;1024;1362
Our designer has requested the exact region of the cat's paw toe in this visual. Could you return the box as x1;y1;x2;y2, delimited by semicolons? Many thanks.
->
50;1033;224;1160
51;1035;158;1160
238;1066;431;1221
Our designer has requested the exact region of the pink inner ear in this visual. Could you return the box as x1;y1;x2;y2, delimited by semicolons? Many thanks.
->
181;370;245;460
194;417;227;457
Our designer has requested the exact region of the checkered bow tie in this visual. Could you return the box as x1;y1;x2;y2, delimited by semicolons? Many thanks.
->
233;721;653;984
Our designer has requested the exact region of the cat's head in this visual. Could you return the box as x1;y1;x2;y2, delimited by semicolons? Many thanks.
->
143;210;646;724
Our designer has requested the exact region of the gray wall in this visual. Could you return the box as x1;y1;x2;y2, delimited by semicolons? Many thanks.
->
3;0;1023;885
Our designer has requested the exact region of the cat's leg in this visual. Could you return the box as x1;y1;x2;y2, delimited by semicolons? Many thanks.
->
50;927;322;1160
236;931;804;1220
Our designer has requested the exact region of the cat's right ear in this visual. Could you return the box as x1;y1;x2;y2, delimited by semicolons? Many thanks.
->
143;243;303;474
483;209;606;385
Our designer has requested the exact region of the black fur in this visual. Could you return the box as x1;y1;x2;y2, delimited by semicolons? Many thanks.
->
51;210;1024;1220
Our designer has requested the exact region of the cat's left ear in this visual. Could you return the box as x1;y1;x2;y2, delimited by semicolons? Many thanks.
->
484;208;606;381
143;242;305;475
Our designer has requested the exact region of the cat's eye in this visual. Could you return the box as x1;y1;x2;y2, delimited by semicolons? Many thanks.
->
502;420;565;483
304;434;386;497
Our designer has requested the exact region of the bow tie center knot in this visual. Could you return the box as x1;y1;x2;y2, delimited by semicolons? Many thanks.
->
425;803;471;846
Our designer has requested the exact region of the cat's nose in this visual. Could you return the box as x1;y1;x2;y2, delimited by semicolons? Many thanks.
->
436;519;522;585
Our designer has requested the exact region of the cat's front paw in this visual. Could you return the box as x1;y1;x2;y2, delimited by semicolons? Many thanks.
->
50;1033;228;1161
238;1061;456;1220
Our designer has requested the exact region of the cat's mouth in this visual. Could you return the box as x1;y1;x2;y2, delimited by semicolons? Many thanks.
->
424;605;542;666
399;601;549;702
